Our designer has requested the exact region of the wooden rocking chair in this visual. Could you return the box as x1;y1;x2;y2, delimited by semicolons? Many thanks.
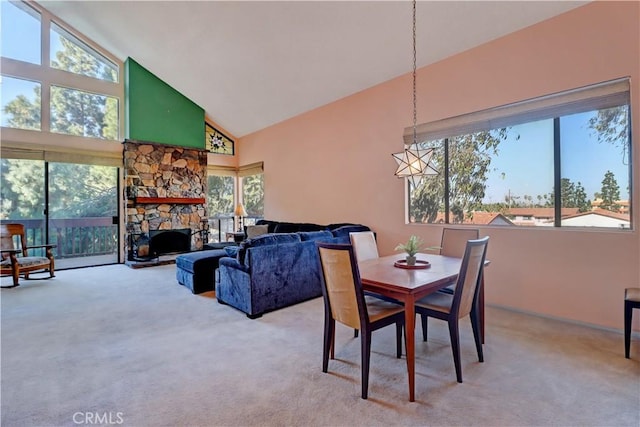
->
1;223;56;288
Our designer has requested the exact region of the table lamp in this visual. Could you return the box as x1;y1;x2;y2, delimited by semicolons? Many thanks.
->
235;203;247;232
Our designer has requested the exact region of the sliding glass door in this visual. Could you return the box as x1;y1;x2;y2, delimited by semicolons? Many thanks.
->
1;158;119;269
48;162;119;268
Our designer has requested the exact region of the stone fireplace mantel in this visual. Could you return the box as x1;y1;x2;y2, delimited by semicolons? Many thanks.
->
135;197;206;205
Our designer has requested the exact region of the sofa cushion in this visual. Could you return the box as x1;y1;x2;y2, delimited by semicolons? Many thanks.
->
298;230;333;242
328;222;360;230
246;224;269;239
237;232;301;264
331;225;371;243
224;245;240;258
273;222;327;233
255;220;280;233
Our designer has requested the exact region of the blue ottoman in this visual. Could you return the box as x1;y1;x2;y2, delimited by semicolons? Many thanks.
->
176;249;227;294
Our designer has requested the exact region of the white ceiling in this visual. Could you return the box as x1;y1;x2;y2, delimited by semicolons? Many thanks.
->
42;1;588;137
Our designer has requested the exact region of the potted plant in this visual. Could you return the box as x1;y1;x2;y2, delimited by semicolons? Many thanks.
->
395;235;424;266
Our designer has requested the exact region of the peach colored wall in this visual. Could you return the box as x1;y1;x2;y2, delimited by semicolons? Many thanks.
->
238;2;640;331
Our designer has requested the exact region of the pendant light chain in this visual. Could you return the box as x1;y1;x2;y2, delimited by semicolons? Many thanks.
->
393;0;437;184
412;0;417;146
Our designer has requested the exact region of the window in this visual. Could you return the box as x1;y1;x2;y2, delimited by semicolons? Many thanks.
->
207;175;234;218
50;22;118;83
50;86;118;139
206;170;235;243
242;173;264;219
206;163;264;242
0;1;122;141
1;76;41;130
407;79;631;229
1;0;41;65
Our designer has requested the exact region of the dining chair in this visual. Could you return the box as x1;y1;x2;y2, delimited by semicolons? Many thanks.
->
624;287;640;358
1;223;56;288
316;242;405;399
349;231;379;262
438;228;479;294
415;236;489;383
349;230;398;338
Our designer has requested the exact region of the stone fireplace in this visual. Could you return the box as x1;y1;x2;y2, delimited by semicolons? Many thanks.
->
123;140;208;262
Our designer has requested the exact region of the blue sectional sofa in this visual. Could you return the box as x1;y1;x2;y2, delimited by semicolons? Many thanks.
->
215;224;370;318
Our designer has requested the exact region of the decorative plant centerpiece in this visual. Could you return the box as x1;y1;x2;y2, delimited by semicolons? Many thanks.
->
395;235;424;266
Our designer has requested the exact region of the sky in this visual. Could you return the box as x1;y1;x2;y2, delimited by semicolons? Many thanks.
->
483;112;630;204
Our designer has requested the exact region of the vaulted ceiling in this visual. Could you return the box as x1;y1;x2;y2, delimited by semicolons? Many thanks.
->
43;1;588;137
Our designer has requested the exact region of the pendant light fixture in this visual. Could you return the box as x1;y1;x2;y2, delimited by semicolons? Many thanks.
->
392;0;438;187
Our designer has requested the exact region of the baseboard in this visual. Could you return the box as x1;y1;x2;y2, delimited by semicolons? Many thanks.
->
487;303;640;338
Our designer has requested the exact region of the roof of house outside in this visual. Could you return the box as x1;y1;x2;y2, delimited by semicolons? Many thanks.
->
505;207;580;218
562;208;631;222
463;212;514;226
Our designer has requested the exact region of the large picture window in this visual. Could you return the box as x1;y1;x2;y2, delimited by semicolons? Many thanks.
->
1;0;122;141
408;79;632;229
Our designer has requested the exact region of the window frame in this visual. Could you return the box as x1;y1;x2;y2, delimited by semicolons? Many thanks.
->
406;78;632;230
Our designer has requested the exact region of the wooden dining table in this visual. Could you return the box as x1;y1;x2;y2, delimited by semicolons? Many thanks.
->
358;252;481;402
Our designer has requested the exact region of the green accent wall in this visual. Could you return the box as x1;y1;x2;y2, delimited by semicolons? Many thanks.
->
125;58;204;148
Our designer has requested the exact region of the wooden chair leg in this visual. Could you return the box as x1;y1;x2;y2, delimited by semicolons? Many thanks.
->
323;317;334;372
9;253;19;286
421;314;428;341
625;300;632;359
470;309;484;363
330;321;335;360
47;250;55;278
448;319;463;383
360;329;372;399
396;322;403;358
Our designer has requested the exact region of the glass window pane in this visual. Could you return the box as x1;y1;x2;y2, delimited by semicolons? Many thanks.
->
50;85;118;139
1;1;41;65
1;75;41;130
560;106;631;229
409;140;445;223
482;120;555;227
242;174;264;218
50;22;118;83
206;175;234;242
0;158;45;221
0;158;46;260
207;175;234;217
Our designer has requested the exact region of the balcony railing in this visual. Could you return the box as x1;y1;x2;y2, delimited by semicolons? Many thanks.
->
206;216;262;243
2;218;117;259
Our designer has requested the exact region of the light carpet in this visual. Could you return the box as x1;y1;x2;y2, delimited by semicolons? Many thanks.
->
1;264;639;426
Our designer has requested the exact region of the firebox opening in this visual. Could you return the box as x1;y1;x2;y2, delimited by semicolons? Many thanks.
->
149;229;191;257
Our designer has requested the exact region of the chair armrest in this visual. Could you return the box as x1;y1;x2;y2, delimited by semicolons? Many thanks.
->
25;244;57;250
0;248;21;255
